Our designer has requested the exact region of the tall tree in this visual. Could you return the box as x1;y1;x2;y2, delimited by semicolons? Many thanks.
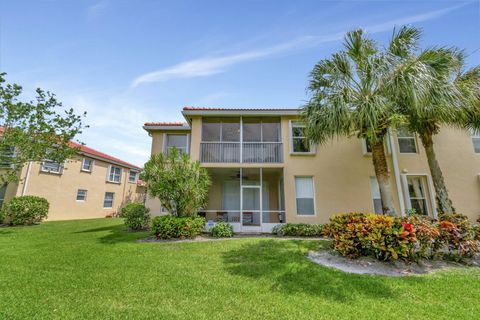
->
390;46;480;214
0;73;86;183
303;27;429;215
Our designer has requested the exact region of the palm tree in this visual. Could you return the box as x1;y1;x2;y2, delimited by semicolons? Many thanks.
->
390;46;480;214
303;27;425;215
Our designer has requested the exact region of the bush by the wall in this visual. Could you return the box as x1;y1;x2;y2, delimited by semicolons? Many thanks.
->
121;203;150;231
324;212;479;262
1;196;49;225
438;214;479;259
152;215;205;239
324;213;417;261
211;222;234;238
272;223;324;237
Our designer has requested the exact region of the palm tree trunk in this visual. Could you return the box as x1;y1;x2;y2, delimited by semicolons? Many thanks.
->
371;140;396;215
419;132;455;215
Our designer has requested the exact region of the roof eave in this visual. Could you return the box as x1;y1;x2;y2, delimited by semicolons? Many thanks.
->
142;125;191;131
181;109;301;117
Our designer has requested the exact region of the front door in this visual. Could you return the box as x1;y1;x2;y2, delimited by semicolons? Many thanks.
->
241;185;261;232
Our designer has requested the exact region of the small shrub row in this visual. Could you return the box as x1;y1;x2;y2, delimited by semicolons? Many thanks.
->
121;203;150;230
211;222;234;238
152;215;205;239
1;196;49;226
324;212;479;262
272;223;324;237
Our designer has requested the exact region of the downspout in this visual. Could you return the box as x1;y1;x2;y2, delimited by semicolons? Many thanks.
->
388;129;405;216
21;161;33;196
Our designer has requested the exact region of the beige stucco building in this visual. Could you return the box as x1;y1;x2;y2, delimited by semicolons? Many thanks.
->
144;107;480;232
1;142;145;221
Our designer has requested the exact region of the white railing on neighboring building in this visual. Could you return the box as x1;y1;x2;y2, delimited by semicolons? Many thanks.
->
200;142;283;163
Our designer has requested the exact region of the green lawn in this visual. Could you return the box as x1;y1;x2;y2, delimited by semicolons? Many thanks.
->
0;219;479;319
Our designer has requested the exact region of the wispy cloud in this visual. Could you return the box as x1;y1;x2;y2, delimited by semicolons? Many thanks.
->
131;4;464;87
87;0;109;19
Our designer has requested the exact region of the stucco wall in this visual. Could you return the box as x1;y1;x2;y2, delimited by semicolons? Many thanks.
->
7;155;145;221
146;116;480;223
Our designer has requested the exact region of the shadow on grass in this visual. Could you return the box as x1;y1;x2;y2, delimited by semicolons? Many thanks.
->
75;224;149;244
222;239;403;302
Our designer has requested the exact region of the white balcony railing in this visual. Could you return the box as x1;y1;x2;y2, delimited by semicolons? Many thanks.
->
200;142;283;163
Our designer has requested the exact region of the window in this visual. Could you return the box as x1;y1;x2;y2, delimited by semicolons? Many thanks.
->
295;177;315;215
128;170;138;183
201;118;240;142
291;122;312;153
397;127;417;153
107;166;122;183
76;189;87;201
41;160;63;174
81;158;93;172
406;176;428;215
103;192;114;208
363;139;373;154
471;130;480;153
0;146;15;168
166;134;188;154
370;177;383;214
0;185;6;207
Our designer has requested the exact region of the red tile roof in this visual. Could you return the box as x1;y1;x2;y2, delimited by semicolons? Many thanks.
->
0;126;140;169
143;122;188;127
70;141;141;170
183;106;300;111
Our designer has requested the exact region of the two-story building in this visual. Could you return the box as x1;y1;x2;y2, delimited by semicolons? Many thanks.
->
143;107;480;232
1;142;145;221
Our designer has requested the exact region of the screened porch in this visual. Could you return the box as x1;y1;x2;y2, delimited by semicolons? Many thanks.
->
199;168;285;232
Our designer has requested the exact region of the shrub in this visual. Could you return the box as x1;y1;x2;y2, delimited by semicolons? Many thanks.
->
121;203;150;230
1;196;49;225
438;214;479;259
324;213;417;261
211;222;234;238
402;215;441;260
152;215;205;239
142;148;210;217
272;223;324;237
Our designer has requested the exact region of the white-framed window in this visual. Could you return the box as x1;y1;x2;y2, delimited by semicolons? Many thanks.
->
397;127;418;153
41;160;63;174
81;158;94;172
0;184;6;207
165;134;189;154
471;129;480;153
294;176;315;215
406;176;429;215
76;189;87;202
290;121;314;154
369;177;383;214
0;146;15;168
107;166;122;183
361;137;391;156
103;192;114;208
128;170;138;183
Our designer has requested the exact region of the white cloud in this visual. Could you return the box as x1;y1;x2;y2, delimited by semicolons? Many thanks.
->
87;0;109;19
131;4;464;87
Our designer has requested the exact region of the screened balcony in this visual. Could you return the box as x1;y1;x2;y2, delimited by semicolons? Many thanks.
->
199;117;283;163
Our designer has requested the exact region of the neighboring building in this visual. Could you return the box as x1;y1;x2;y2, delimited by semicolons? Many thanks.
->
0;142;145;221
143;107;480;232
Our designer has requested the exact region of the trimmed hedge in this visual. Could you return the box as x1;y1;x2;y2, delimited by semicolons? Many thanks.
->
121;203;150;230
211;222;234;238
1;196;49;225
323;212;479;262
272;223;324;237
152;215;205;239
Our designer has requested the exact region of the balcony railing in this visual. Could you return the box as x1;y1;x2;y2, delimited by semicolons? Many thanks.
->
200;142;283;163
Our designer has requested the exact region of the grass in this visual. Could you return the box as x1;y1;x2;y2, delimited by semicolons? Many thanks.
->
0;219;479;319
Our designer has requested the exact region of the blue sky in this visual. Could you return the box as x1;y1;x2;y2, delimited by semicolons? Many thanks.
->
1;0;479;166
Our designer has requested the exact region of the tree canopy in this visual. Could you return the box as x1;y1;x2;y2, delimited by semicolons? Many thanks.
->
0;73;86;183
